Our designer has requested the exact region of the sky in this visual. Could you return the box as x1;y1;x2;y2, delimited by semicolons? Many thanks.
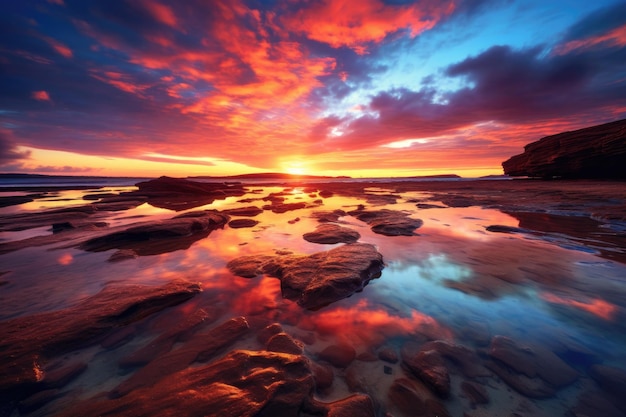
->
1;0;625;178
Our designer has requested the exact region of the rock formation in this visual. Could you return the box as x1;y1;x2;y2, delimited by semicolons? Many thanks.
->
502;118;626;179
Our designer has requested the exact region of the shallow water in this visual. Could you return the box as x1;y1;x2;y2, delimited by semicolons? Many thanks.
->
1;183;625;416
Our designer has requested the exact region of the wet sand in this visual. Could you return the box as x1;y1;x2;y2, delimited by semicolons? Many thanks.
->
1;178;625;417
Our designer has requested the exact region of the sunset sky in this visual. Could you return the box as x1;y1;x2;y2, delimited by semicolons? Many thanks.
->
1;0;625;178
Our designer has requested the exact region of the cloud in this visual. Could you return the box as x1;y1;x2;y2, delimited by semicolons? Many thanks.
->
31;90;51;101
0;130;31;164
282;0;456;54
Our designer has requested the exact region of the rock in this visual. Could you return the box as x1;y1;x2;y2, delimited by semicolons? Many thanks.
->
402;349;451;398
312;209;347;223
227;243;384;310
0;279;201;396
223;206;263;217
228;218;259;228
51;221;75;233
111;317;250;398
0;195;34;208
324;394;375;417
58;349;315;417
311;361;334;391
378;346;399;364
266;333;304;355
419;340;490;378
303;224;360;244
461;381;489;406
566;390;626;417
502;118;626;179
387;378;451;417
319;190;334;198
485;359;556;399
80;210;229;256
348;208;423;236
108;249;139;262
129;176;246;210
488;336;578;388
262;201;308;213
589;364;626;401
257;323;284;344
318;344;357;368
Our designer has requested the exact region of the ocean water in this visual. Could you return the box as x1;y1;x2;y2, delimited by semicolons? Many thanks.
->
1;182;625;416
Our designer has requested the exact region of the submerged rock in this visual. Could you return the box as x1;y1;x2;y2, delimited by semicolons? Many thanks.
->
303;223;360;244
228;218;259;228
502;118;626;179
348;208;423;236
227;243;384;309
0;280;201;396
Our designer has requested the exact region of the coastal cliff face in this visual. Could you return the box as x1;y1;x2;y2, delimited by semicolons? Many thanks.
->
502;119;626;179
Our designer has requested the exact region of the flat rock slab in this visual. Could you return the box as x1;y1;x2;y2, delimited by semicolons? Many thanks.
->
79;210;229;256
488;335;578;396
227;243;384;309
348;209;423;236
303;224;360;244
0;279;201;395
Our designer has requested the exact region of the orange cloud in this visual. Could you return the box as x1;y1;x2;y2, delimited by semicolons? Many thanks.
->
43;36;73;58
141;1;179;28
542;293;618;321
303;299;452;347
554;24;626;55
32;90;51;101
283;0;455;54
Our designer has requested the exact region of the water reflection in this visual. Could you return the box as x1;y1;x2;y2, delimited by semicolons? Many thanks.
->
1;183;626;416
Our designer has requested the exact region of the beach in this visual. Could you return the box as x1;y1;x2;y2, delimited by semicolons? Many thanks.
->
1;176;626;417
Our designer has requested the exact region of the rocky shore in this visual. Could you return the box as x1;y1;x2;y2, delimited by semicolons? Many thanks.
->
1;176;626;416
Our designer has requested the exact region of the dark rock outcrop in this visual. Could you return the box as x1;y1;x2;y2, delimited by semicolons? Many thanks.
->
128;176;247;210
502;118;626;179
227;243;384;309
0;280;201;395
80;210;229;256
303;224;360;244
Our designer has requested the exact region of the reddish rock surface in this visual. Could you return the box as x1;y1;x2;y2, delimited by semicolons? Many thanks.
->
80;210;229;256
0;280;201;395
303;223;361;244
227;243;384;309
348;208;423;236
402;349;451;398
502;118;626;179
228;218;259;228
318;343;357;368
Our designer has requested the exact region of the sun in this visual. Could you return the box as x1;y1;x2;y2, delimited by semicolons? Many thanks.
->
283;160;308;176
286;166;306;175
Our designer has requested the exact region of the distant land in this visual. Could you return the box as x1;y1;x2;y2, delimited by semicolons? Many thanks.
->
189;172;351;180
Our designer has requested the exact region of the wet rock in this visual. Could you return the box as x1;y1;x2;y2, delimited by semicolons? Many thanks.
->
312;209;347;223
318;344;357;368
303;223;360;244
227;243;384;310
488;335;578;388
59;349;315;417
378;346;399;364
419;340;490;378
357;351;378;362
223;206;263;217
502;118;626;179
111;316;250;398
129;176;246;210
566;390;626;417
348;208;423;236
387;378;451;417
0;195;34;208
402;349;450;398
319;190;334;198
51;221;75;233
0;205;96;232
80;210;229;256
485;360;556;399
41;360;87;389
0;279;201;395
267;332;303;355
263;201;308;213
288;217;300;224
228;218;259;228
119;308;215;368
325;394;375;417
589;364;626;401
485;225;531;234
461;381;489;406
107;249;139;262
257;323;284;344
311;361;334;391
416;203;446;209
18;389;63;414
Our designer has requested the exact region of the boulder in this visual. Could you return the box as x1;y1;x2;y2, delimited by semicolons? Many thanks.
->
228;218;259;228
502;118;626;179
318;344;357;368
303;224;360;244
227;243;384;310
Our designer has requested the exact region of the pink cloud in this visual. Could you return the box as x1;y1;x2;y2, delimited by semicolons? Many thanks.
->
32;90;51;101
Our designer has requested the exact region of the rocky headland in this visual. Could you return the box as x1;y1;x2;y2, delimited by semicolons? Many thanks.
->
503;118;626;179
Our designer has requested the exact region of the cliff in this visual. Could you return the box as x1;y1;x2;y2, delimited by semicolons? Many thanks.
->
502;119;626;179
